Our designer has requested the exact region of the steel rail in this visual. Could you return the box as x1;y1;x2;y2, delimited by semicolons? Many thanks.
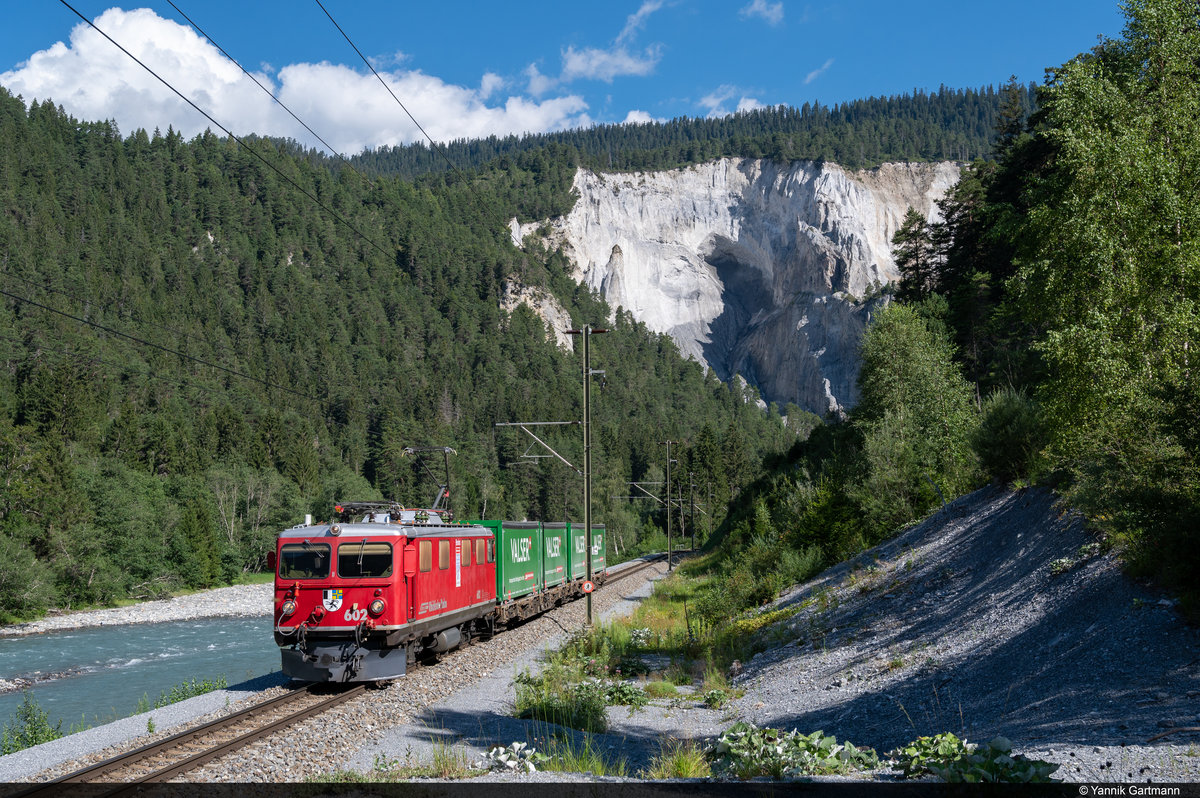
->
27;684;365;791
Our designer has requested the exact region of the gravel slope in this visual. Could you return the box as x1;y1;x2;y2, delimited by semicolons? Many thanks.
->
732;485;1200;782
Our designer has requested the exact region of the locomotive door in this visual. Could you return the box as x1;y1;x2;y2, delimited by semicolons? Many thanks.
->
403;542;417;621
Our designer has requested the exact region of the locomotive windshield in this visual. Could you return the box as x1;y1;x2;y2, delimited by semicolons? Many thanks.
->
278;542;331;579
337;541;393;578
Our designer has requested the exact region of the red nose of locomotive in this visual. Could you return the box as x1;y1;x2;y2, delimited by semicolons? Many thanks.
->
273;517;402;647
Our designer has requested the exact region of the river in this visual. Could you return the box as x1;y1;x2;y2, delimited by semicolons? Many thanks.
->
0;615;278;733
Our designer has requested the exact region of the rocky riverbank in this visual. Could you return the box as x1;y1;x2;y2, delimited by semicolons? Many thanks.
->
0;583;272;639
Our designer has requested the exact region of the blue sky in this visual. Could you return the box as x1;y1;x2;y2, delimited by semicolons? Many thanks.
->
0;2;1125;155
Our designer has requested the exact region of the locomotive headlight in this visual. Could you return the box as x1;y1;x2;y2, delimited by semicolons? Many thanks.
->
280;599;297;617
368;599;386;616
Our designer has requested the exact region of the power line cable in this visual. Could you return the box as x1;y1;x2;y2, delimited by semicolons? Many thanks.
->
312;0;480;188
0;330;213;399
57;0;398;267
0;285;320;402
0;267;213;353
45;1;532;459
163;0;371;181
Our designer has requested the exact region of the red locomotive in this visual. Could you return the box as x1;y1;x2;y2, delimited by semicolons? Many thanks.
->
272;443;608;682
271;502;497;682
271;509;609;682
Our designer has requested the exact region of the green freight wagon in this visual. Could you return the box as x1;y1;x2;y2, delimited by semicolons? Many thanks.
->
589;523;606;576
468;520;542;601
567;522;588;581
541;522;569;588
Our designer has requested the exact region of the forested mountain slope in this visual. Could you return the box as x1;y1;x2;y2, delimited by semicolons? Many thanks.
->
351;85;1033;179
0;87;789;619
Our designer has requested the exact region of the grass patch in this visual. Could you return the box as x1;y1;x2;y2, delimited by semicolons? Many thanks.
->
317;742;480;781
642;739;712;779
540;733;629;777
233;571;276;586
135;675;228;712
644;681;678;699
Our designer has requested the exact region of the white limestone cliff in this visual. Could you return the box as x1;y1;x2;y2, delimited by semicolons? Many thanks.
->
519;158;959;416
500;281;575;351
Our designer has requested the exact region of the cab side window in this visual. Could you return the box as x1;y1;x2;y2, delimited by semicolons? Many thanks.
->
475;538;485;566
438;540;449;570
461;541;471;567
418;540;432;573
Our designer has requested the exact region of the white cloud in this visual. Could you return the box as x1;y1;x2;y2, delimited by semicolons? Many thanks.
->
524;62;557;96
804;58;834;84
561;44;661;83
479;72;504;99
621;109;662;124
556;2;664;85
740;0;785;26
274;62;589;153
617;1;665;45
698;84;762;118
0;8;593;153
367;51;410;70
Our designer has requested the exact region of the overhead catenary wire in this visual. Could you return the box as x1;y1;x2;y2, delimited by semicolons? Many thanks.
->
0;330;226;404
44;2;428;425
35;1;562;489
56;0;397;267
0;285;320;403
0;267;213;355
162;0;372;182
312;0;483;191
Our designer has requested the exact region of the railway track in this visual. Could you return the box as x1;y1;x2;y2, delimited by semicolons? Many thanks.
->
29;552;669;788
23;685;366;793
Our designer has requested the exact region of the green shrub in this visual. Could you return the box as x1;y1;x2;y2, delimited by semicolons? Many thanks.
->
709;722;878;779
1;692;62;754
604;681;648;709
513;670;608;734
889;732;971;778
971;389;1047;484
890;733;1060;783
644;681;678;699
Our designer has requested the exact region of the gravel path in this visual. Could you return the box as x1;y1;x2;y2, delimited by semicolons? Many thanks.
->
341;558;732;779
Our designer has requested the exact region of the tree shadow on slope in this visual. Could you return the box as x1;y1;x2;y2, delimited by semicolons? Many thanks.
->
748;486;1200;752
